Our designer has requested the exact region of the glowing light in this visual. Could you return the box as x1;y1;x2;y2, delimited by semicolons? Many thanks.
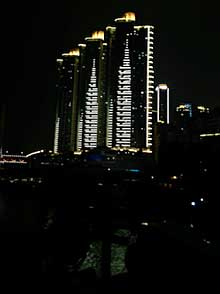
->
203;239;211;245
53;117;60;153
107;99;113;147
127;169;141;173
26;150;44;158
176;103;192;118
116;39;132;147
69;48;80;56
197;105;210;113
141;222;149;226
146;27;154;149
156;84;169;124
73;151;82;155
191;201;196;207
158;84;168;90
62;48;80;56
78;43;86;47
84;59;98;148
115;12;136;22
92;31;104;40
200;133;220;137
124;12;136;21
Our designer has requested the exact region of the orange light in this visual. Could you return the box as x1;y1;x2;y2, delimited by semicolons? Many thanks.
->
62;48;80;56
123;12;136;21
92;31;105;40
69;48;80;56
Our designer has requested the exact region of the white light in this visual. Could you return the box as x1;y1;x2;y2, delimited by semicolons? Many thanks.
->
200;198;204;202
26;150;43;158
191;201;196;207
156;84;169;124
203;239;211;245
146;27;154;149
158;84;168;90
141;222;149;226
84;58;98;148
116;38;132;147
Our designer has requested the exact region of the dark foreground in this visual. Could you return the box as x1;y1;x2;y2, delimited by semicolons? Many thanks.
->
0;164;220;292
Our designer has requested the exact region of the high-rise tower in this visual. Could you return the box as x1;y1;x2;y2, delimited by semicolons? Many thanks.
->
76;32;107;150
54;49;80;153
155;84;170;124
105;12;154;151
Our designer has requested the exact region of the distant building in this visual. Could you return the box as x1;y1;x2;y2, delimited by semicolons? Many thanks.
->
200;106;220;139
176;103;192;118
155;84;170;124
195;105;210;115
175;103;193;131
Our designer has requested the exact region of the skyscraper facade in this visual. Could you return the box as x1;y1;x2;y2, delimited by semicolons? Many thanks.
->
105;12;154;151
76;32;107;150
54;50;80;153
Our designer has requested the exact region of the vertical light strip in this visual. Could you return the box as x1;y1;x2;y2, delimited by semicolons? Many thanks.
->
106;99;113;147
53;117;60;153
146;26;154;149
77;114;83;150
84;59;98;148
156;87;160;122
116;39;132;147
167;87;170;124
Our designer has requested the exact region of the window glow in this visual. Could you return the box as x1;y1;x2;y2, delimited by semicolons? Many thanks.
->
84;59;99;148
53;117;60;153
146;27;154;149
116;39;132;147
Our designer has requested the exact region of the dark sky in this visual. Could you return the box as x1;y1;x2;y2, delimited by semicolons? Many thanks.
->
1;0;220;153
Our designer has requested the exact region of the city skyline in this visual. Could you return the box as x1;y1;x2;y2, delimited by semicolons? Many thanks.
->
54;13;155;152
1;1;220;153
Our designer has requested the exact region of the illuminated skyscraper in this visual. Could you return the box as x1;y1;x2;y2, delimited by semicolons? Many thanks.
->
76;32;107;150
105;12;154;151
54;12;154;153
155;84;170;124
54;49;80;153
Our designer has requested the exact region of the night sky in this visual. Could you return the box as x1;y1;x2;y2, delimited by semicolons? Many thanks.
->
1;0;220;153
